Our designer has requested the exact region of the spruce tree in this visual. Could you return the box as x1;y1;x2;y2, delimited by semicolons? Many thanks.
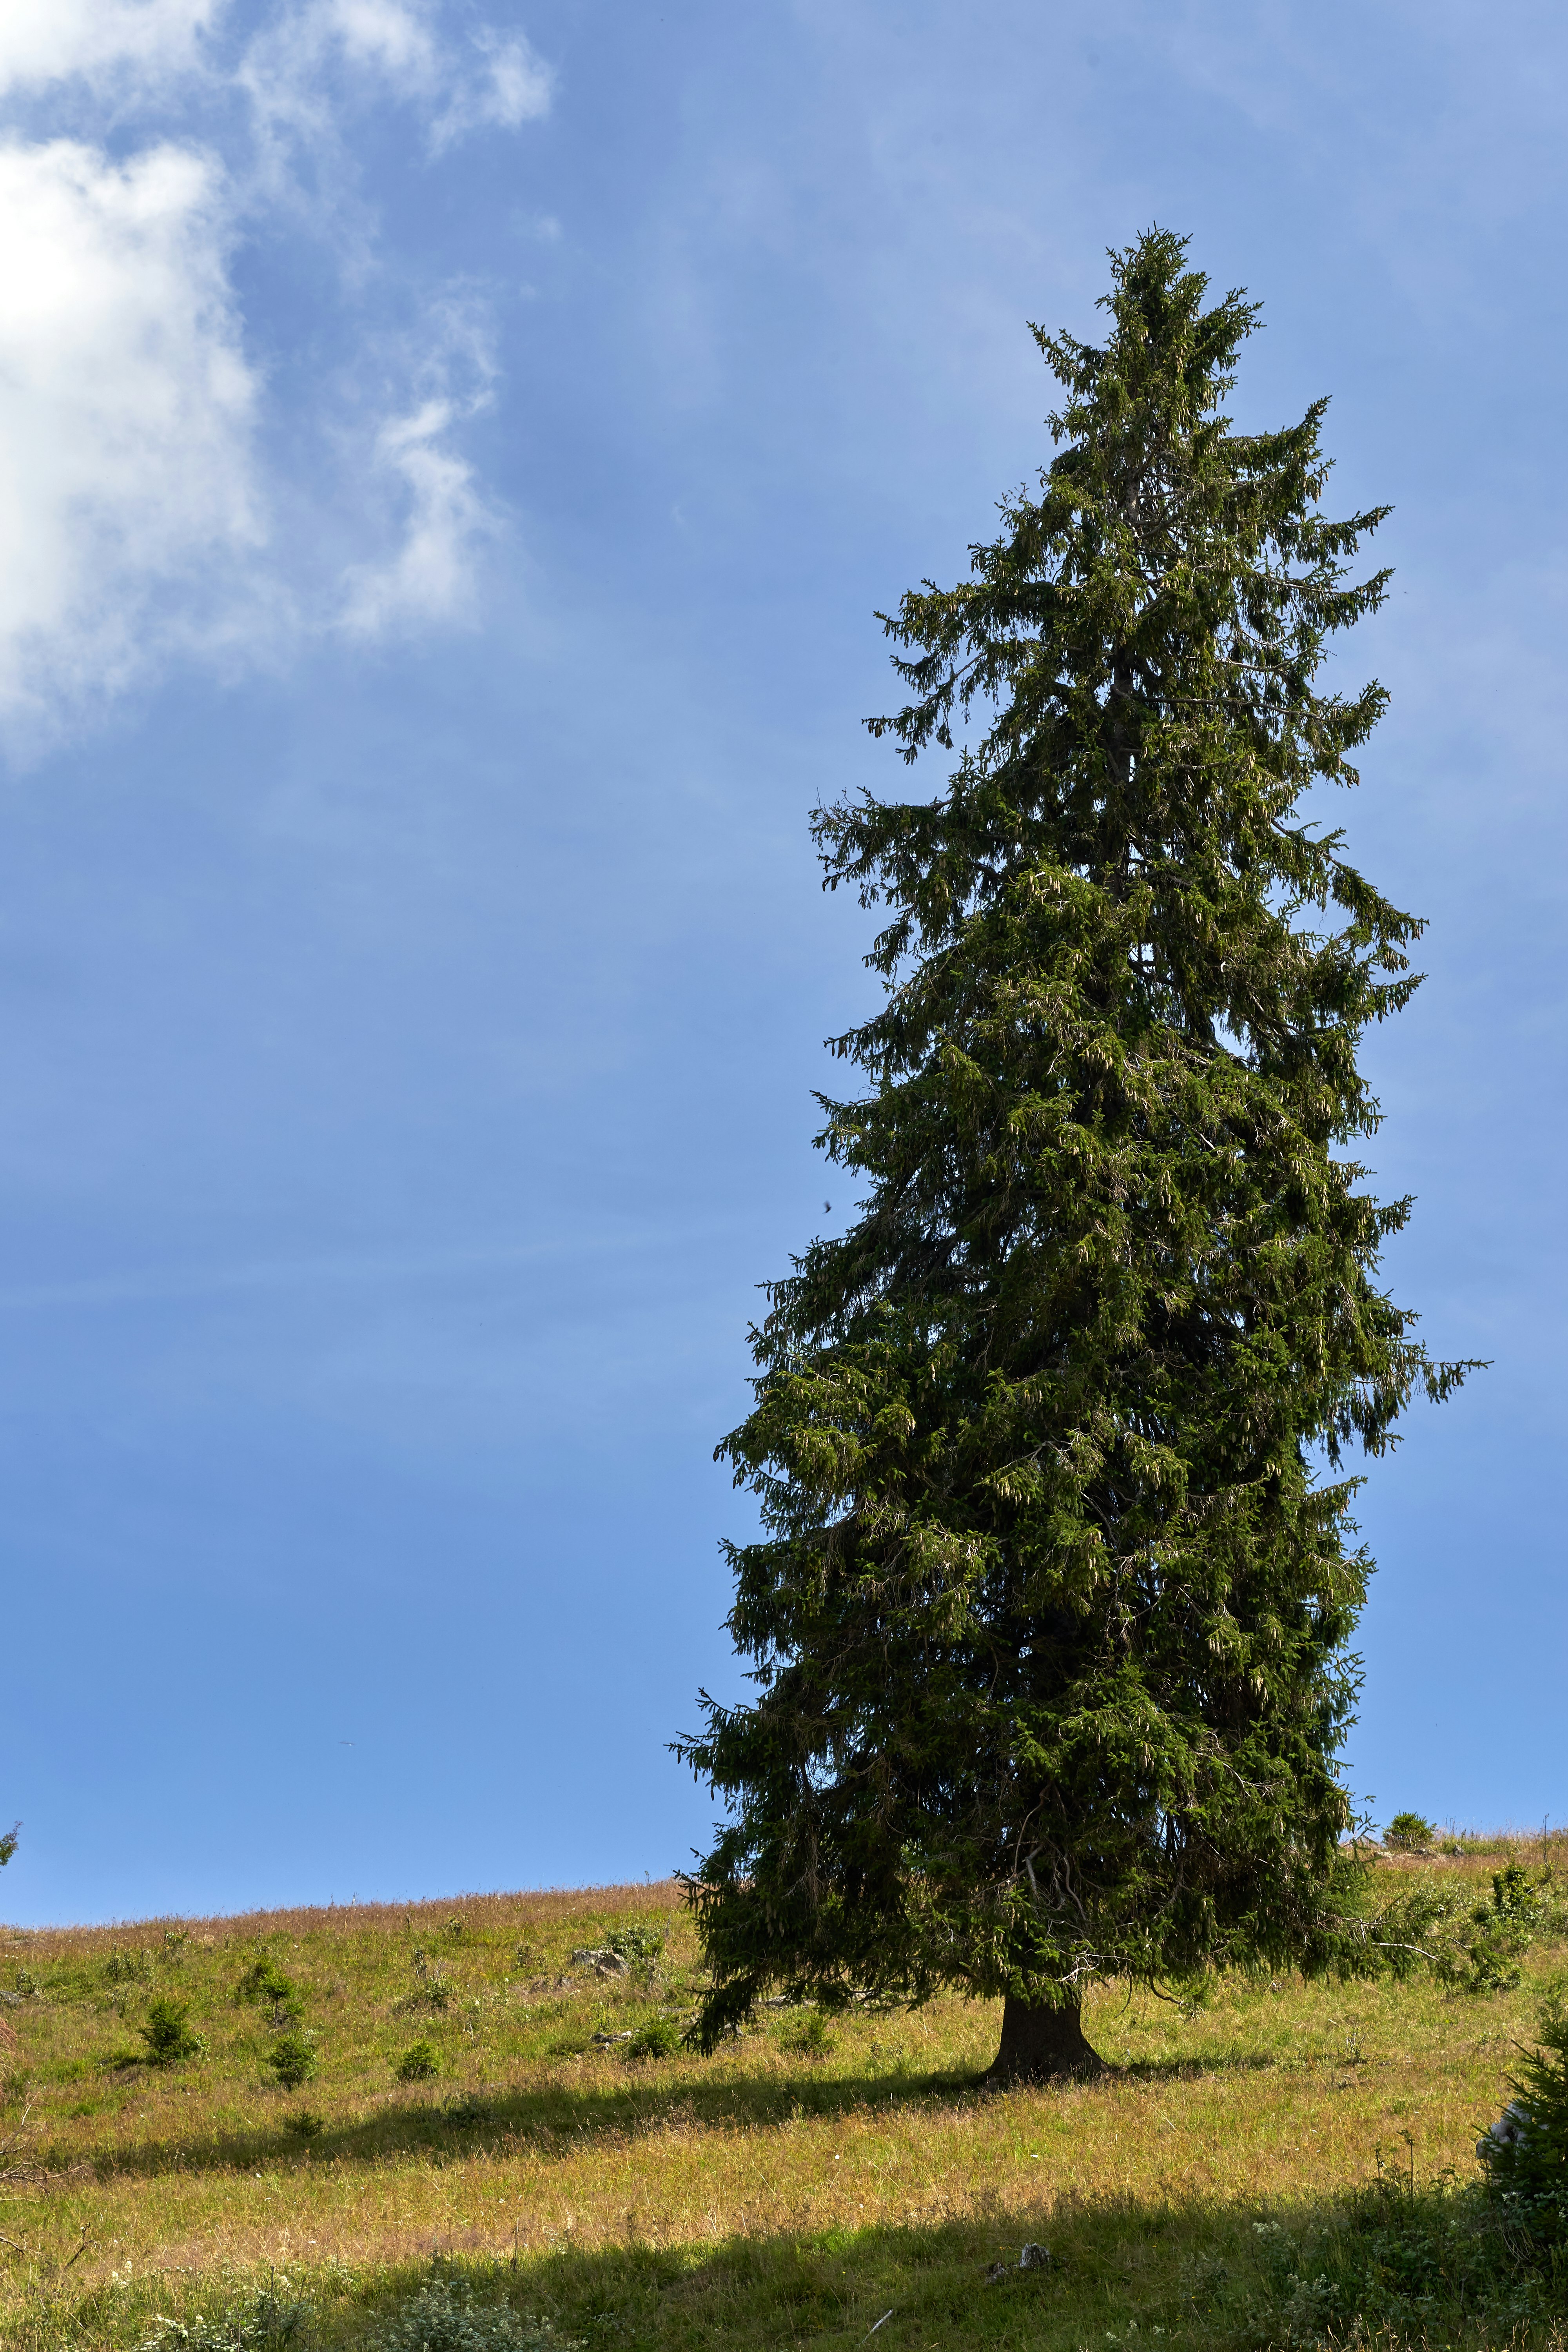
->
679;230;1471;2082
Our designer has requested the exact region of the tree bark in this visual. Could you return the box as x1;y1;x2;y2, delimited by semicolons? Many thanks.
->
984;1994;1104;2087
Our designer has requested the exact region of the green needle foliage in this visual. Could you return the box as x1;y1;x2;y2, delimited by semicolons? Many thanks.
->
234;1956;297;2008
267;2032;319;2091
1481;1999;1568;2242
139;1996;207;2067
679;229;1475;2080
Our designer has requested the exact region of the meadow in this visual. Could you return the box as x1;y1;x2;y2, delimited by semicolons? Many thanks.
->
1;1838;1564;2350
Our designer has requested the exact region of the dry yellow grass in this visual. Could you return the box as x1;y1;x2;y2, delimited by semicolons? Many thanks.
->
0;1849;1564;2348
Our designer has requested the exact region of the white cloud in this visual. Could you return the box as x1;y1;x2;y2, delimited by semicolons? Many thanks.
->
240;0;552;164
433;27;551;151
0;135;262;722
339;309;502;636
339;396;495;635
0;2;552;737
0;0;216;95
239;0;436;139
328;0;439;77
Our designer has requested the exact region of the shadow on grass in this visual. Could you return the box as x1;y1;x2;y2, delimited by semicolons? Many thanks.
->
50;2169;1560;2352
40;2198;1245;2352
65;2049;1280;2187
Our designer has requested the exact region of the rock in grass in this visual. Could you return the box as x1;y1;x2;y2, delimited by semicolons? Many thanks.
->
1478;2100;1534;2161
985;2245;1051;2281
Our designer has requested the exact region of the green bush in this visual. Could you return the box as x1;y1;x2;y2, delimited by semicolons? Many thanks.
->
235;1956;297;2008
777;2009;835;2060
626;2016;681;2059
103;1947;154;1988
440;2092;495;2126
1242;2169;1552;2346
267;2033;318;2091
1367;1861;1559;1995
283;2108;324;2140
604;1923;666;1964
139;1996;206;2067
136;2282;307;2350
397;2038;441;2082
1465;1864;1548;1993
371;2278;574;2352
1385;1811;1435;1850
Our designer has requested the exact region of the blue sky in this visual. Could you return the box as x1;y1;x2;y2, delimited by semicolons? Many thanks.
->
0;0;1562;1926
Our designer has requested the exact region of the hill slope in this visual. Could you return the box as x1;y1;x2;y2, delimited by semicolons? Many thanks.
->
1;1847;1564;2349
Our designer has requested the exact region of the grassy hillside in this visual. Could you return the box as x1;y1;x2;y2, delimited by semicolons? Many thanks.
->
1;1841;1564;2349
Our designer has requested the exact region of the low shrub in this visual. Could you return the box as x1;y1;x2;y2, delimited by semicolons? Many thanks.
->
267;2033;318;2091
397;2039;441;2082
284;2108;324;2140
1364;1859;1564;1995
1385;1811;1435;1850
1231;2174;1553;2348
440;2091;495;2126
776;2009;835;2060
370;2277;575;2352
136;2281;308;2350
138;2280;573;2352
103;1947;154;1988
139;1996;206;2067
626;2016;681;2060
235;1957;297;2007
603;1924;666;1965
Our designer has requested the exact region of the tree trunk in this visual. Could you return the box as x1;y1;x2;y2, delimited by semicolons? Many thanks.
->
984;1994;1104;2087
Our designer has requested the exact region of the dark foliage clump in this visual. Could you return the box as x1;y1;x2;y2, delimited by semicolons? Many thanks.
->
1478;2000;1568;2245
267;2033;319;2091
139;1996;206;2067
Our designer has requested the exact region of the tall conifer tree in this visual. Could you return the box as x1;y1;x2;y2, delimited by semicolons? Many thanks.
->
679;230;1470;2082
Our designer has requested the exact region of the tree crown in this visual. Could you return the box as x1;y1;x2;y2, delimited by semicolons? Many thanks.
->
679;230;1473;2054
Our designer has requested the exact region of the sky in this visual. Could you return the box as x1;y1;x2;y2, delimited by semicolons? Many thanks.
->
0;0;1563;1928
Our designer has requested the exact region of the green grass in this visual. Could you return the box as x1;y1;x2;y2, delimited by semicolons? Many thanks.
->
0;1846;1564;2349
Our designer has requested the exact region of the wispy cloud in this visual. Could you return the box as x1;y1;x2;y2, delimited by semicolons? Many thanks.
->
0;0;550;740
239;0;551;169
434;24;552;151
340;394;497;637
